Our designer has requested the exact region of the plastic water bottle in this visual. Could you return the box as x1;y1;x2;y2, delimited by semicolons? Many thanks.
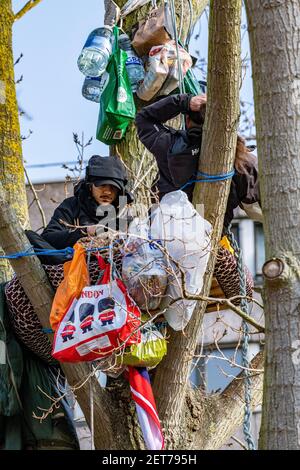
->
82;73;108;103
119;34;145;92
78;27;113;78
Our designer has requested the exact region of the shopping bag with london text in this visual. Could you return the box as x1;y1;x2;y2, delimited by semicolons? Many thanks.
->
96;26;136;145
52;255;141;363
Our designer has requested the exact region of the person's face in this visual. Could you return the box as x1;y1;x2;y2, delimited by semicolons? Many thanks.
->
91;184;119;206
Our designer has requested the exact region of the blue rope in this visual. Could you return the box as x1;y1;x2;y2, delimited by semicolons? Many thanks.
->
180;169;235;191
42;328;54;334
0;244;118;260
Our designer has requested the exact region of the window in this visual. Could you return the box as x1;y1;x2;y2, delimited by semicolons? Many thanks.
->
190;344;260;393
190;347;242;392
205;348;243;393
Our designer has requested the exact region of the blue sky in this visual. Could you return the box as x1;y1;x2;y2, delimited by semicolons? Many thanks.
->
13;0;107;182
12;1;253;183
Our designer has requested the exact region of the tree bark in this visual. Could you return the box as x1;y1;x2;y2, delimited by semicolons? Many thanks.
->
0;0;29;282
246;0;300;450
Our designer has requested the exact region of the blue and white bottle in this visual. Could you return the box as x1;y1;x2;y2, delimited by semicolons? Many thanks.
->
82;73;108;103
78;26;113;78
118;34;145;92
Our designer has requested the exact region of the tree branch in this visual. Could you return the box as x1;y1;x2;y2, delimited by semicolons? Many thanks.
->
14;0;43;21
192;351;264;449
24;166;47;229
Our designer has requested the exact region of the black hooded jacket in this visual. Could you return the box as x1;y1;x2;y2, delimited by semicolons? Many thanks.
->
136;94;261;228
42;180;131;250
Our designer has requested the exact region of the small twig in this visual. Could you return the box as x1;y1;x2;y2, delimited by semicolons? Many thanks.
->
230;435;248;450
14;0;43;21
14;53;24;66
24;166;47;229
15;75;23;85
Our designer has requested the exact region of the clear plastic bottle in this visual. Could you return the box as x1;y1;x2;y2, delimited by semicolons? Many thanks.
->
77;27;113;78
82;73;108;103
119;34;145;92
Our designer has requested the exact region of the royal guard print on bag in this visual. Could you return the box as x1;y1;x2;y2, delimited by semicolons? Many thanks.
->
61;321;76;343
52;255;141;363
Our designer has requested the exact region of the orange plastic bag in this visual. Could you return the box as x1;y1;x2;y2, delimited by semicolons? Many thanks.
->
50;243;90;331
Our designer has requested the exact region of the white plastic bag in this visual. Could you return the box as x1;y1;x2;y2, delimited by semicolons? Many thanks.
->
158;40;193;96
137;41;192;101
122;218;168;311
136;46;169;101
150;191;212;330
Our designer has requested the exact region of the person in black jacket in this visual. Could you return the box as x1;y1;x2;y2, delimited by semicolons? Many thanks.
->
41;155;133;250
135;94;262;228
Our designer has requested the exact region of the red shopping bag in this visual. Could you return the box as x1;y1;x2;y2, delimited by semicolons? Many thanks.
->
52;256;141;363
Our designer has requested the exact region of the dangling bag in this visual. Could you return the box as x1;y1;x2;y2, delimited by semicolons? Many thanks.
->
96;26;136;145
150;191;212;331
136;45;169;101
122;218;168;311
132;2;174;57
52;256;141;363
50;244;90;331
137;41;192;101
182;68;203;96
158;41;192;96
172;41;204;96
118;324;167;368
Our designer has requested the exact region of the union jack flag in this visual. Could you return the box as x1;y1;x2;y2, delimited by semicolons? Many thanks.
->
128;367;164;450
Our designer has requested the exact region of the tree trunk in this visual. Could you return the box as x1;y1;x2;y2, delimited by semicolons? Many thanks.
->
246;0;300;450
152;0;242;449
0;0;29;282
113;0;209;205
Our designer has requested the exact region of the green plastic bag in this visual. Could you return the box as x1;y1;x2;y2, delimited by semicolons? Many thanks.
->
118;326;167;369
96;26;136;145
183;68;203;96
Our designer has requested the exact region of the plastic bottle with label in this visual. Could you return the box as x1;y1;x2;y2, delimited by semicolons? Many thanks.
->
118;34;145;92
78;27;113;78
82;73;108;103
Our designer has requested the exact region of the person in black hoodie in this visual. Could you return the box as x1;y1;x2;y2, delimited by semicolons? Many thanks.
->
41;155;133;250
135;94;262;228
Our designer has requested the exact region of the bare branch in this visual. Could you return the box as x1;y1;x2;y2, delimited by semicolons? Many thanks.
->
14;0;43;21
24;166;47;229
230;435;248;450
192;352;264;449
